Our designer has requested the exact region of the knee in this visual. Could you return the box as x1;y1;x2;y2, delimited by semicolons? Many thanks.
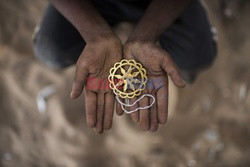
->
195;26;217;70
159;26;217;72
33;31;74;69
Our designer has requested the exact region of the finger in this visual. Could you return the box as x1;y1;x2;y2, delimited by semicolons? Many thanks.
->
149;93;158;132
71;62;88;99
116;97;124;116
104;92;114;130
123;46;134;60
139;95;150;131
85;90;97;127
147;80;158;132
160;51;186;88
156;83;168;124
130;97;139;122
95;93;105;134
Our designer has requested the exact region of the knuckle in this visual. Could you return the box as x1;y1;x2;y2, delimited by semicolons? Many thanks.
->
97;105;104;112
74;77;83;85
168;70;176;77
162;57;174;71
161;60;169;72
106;105;114;112
76;57;88;68
140;113;149;121
81;61;88;69
163;57;170;65
140;120;150;131
87;119;96;128
132;117;138;122
73;80;84;92
140;124;150;131
116;109;123;116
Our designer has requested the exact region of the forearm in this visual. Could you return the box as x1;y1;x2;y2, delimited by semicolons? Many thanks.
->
128;0;192;42
49;0;114;42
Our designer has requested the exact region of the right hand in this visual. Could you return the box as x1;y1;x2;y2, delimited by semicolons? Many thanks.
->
117;40;186;131
70;35;122;134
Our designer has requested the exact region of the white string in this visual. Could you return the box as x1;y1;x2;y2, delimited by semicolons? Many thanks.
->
116;94;155;114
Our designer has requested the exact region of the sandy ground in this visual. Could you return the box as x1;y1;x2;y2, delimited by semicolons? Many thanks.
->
0;0;250;167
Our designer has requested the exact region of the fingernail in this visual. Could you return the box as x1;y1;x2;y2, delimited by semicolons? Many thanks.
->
94;129;103;134
70;91;74;98
180;78;186;86
71;91;78;99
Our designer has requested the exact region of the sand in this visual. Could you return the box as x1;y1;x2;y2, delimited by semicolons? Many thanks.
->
0;0;250;166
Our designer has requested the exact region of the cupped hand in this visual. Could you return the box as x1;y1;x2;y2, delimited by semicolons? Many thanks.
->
70;35;122;134
119;41;186;132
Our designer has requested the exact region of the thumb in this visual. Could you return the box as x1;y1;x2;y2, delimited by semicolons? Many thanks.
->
71;63;88;99
161;57;186;88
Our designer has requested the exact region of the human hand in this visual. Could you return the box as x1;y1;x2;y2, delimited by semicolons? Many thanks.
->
70;35;122;134
119;41;186;131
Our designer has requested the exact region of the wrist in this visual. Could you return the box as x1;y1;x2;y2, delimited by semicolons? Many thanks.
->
80;26;116;43
127;32;158;44
125;37;155;47
87;33;122;50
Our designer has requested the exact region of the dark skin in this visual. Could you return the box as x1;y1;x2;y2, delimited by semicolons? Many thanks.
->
49;0;191;133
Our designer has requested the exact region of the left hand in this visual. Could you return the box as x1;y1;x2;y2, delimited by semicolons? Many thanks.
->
70;35;122;133
118;40;186;132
